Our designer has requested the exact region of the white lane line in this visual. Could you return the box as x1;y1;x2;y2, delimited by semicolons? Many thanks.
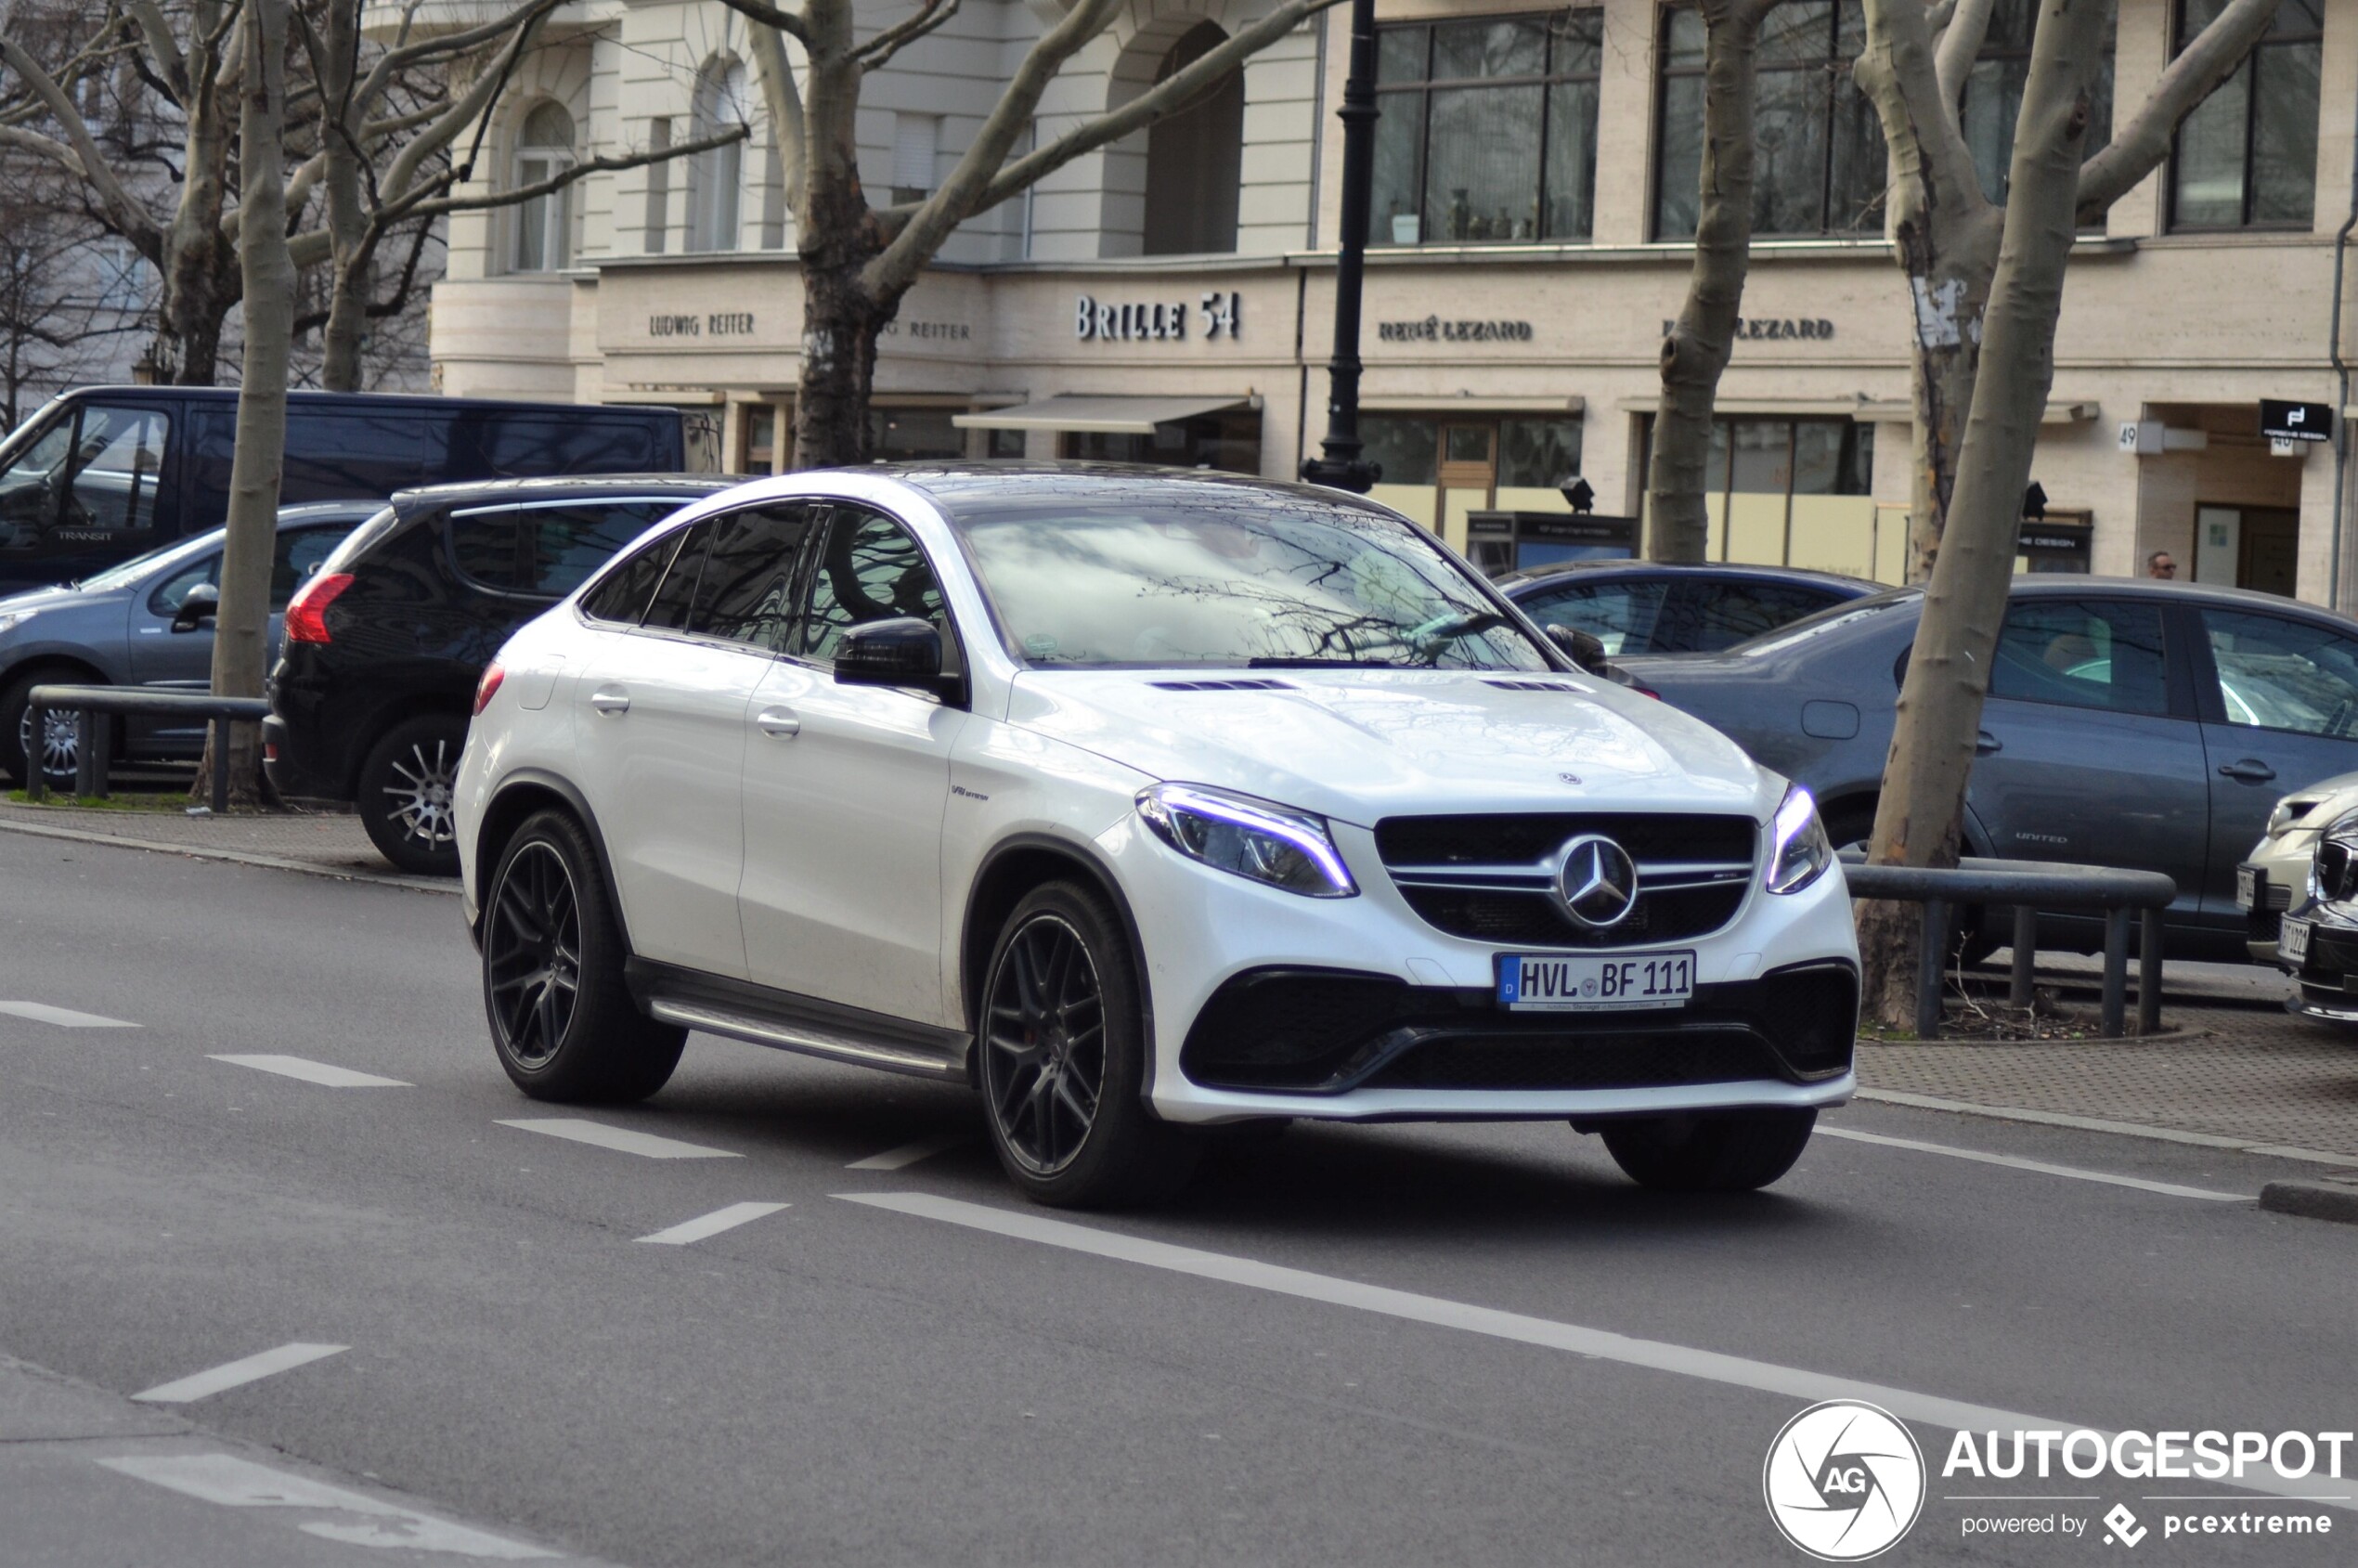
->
95;1453;559;1559
637;1200;790;1245
209;1054;412;1088
1815;1126;2251;1201
130;1342;346;1404
847;1134;969;1171
836;1191;2352;1513
0;1000;138;1029
496;1118;739;1160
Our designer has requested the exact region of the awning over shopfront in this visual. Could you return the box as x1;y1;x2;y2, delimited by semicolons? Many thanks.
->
952;394;1258;435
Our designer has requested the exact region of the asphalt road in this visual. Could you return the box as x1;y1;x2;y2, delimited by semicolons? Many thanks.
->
3;830;2355;1567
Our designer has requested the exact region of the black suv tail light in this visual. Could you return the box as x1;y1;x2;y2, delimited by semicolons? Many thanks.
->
285;572;353;644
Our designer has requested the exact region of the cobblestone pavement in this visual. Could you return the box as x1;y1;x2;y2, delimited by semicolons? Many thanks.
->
0;797;444;891
1860;957;2358;1161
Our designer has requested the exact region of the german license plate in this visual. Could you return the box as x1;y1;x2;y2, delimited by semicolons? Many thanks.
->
2282;916;2312;963
1497;951;1695;1012
2236;864;2260;910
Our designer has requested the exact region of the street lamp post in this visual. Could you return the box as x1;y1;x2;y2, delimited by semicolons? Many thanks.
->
1299;0;1381;495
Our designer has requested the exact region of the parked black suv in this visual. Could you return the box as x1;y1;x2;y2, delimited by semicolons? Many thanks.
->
264;475;732;875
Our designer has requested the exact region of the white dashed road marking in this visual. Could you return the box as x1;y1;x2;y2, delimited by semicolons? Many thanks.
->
0;1000;137;1028
836;1191;2352;1512
131;1342;347;1404
636;1200;791;1245
496;1118;740;1160
209;1055;412;1088
847;1134;969;1171
1817;1126;2251;1202
95;1453;559;1559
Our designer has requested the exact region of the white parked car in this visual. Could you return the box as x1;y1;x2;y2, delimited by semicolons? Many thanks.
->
2237;771;2358;965
454;466;1860;1206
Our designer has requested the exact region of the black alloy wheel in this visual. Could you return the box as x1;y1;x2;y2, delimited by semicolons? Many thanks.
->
486;839;581;1069
480;809;684;1103
977;882;1200;1208
983;913;1108;1177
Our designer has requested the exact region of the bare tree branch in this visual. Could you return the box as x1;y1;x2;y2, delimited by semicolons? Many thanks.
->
746;21;805;210
390;123;747;222
853;0;961;71
713;0;810;46
2076;0;2281;216
0;36;160;246
1932;0;1994;98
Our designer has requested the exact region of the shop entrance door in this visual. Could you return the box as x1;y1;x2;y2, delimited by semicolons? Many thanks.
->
2193;505;2300;597
1438;424;1496;553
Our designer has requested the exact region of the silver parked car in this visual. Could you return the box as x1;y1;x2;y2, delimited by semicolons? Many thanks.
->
1620;577;2358;961
0;501;379;785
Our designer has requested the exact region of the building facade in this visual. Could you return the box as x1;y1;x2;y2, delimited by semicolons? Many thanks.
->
424;0;2358;603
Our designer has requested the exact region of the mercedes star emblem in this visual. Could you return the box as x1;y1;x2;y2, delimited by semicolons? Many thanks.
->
1554;833;1639;930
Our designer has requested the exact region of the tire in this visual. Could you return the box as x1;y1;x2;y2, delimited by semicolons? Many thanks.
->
1823;803;1875;858
358;714;468;875
481;808;684;1103
0;669;90;789
977;881;1200;1209
1598;1108;1817;1192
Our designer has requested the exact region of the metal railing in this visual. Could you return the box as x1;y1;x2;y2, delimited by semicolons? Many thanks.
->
1839;852;2176;1040
25;684;270;814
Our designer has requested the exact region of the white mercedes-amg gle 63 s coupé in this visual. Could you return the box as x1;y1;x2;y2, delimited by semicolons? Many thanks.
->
455;464;1859;1207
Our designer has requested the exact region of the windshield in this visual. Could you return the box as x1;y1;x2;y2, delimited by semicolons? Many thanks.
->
71;528;226;592
952;496;1553;671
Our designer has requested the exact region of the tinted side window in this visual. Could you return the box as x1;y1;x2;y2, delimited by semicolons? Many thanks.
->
1989;599;2170;716
1521;579;1666;655
694;506;812;647
2203;609;2358;738
282;410;423;501
580;533;685;625
1675;579;1840;654
150;553;221;615
457;416;664;477
798;508;944;664
448;501;683;598
643;521;719;631
271;526;348;610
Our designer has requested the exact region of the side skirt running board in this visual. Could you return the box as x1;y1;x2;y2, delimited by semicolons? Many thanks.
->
628;961;970;1084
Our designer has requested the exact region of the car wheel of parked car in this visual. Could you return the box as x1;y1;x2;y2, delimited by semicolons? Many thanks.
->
482;809;685;1103
0;670;87;788
359;715;468;875
1598;1108;1816;1191
978;882;1200;1209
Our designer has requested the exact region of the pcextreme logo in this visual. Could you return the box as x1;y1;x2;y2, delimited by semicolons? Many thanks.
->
1764;1400;1928;1561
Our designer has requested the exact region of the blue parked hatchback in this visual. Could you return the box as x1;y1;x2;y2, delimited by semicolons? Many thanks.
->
1496;560;1881;656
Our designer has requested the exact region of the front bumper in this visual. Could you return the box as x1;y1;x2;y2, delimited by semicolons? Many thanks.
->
2238;849;2307;965
1101;812;1862;1124
2276;899;2358;1022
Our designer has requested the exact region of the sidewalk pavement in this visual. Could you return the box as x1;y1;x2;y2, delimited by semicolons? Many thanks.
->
6;795;2354;1163
0;1352;610;1565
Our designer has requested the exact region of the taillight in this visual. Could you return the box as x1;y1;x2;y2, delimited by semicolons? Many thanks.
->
473;662;505;717
285;572;353;643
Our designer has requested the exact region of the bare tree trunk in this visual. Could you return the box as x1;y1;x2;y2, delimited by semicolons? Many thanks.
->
789;5;889;468
318;0;371;391
201;0;293;807
1646;0;1775;564
1858;0;2107;1026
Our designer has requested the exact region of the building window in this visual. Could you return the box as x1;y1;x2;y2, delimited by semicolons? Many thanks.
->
1372;10;1600;246
1362;414;1585;550
1640;415;1880;574
644;117;672;254
892;112;940;207
1957;0;2113;204
511;101;575;272
2170;0;2321;229
1062;410;1262;473
869;408;966;460
1653;1;1883;240
1143;22;1245;254
689;59;748;253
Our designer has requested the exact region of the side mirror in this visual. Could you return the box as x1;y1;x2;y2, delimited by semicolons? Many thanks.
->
171;581;219;634
1547;623;1609;673
836;616;953;696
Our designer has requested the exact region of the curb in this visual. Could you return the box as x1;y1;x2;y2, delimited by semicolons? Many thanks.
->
2258;1181;2358;1224
0;815;457;895
1854;1088;2358;1170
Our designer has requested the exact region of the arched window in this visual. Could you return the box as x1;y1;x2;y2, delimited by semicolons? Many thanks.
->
1142;23;1243;255
689;59;748;253
511;101;575;272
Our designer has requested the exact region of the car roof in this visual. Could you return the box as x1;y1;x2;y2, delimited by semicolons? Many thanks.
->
389;473;736;512
1855;574;2358;622
852;460;1405;516
1495;559;1881;593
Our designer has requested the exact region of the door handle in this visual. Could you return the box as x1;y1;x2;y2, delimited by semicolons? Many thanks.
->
589;686;630;716
2217;758;2276;783
755;706;801;738
1975;731;2002;755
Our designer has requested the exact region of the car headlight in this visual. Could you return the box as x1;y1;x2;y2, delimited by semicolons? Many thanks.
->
1136;782;1356;898
1765;784;1833;895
